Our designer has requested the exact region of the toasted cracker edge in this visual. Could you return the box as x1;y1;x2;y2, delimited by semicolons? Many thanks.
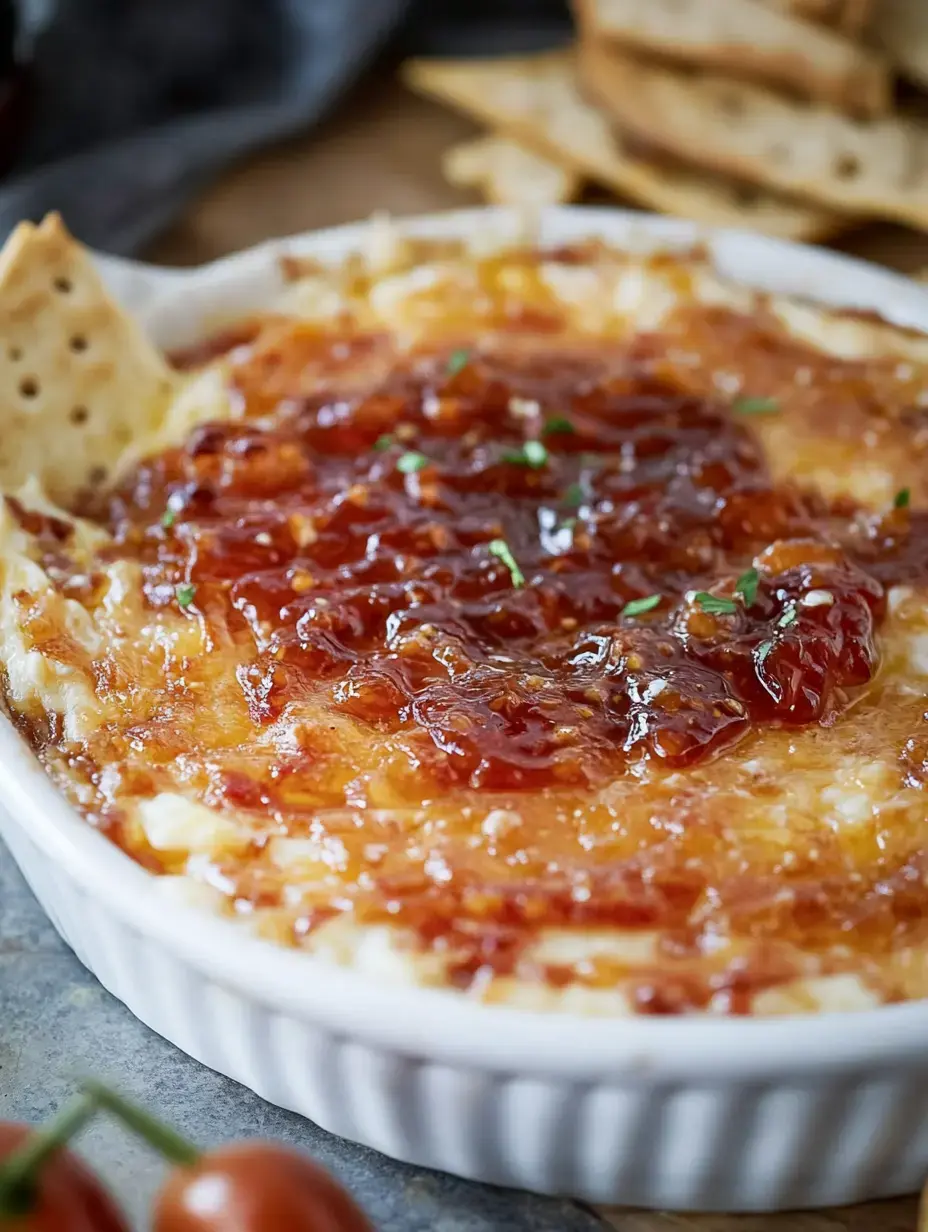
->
575;0;891;117
402;54;844;243
0;213;178;505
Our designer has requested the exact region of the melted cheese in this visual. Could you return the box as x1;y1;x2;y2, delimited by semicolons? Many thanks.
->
5;234;928;1015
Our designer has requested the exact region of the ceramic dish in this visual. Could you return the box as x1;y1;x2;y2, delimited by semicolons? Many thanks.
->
3;207;928;1212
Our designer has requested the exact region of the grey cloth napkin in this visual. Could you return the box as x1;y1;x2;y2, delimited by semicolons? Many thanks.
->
2;0;571;256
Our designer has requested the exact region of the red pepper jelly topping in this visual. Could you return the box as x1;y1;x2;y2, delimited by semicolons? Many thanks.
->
100;322;903;795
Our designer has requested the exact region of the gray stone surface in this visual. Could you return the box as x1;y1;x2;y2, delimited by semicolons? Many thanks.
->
0;844;607;1231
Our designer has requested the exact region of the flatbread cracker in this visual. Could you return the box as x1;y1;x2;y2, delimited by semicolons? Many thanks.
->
579;41;928;231
872;0;928;90
0;214;178;504
403;54;842;242
442;135;582;206
575;0;890;116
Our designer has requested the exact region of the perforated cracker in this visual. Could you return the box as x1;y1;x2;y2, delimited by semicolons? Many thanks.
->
0;214;178;505
579;41;928;231
575;0;891;116
403;53;843;242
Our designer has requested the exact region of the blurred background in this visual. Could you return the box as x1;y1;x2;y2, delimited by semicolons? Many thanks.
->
0;0;925;274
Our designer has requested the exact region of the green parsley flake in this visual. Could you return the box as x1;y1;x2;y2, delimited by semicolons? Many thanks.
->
777;603;798;629
563;481;585;508
734;396;779;416
894;487;911;509
373;434;395;451
523;440;548;467
694;591;738;616
397;451;429;474
735;567;759;607
559;516;578;532
755;639;774;669
542;416;575;436
160;509;176;529
175;582;196;609
447;348;470;376
503;440;548;469
488;538;525;588
621;594;662;619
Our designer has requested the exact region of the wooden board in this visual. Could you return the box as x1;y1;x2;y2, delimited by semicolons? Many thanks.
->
146;65;927;1232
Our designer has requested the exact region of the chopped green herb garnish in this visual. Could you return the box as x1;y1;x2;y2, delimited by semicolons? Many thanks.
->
488;538;525;588
397;451;429;474
447;348;470;376
559;516;578;532
755;639;774;668
160;508;175;529
175;582;196;609
621;593;662;619
523;440;547;467
542;416;575;436
503;440;548;469
735;567;759;607
777;603;798;629
894;487;911;509
563;481;585;508
734;396;779;416
694;591;738;615
373;434;395;451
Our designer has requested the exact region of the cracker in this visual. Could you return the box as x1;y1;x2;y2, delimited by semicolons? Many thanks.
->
579;40;928;231
0;214;178;505
872;0;928;90
403;54;842;242
443;135;582;206
575;0;890;116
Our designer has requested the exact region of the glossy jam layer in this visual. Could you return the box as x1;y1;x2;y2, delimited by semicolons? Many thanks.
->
104;334;907;789
16;252;928;1012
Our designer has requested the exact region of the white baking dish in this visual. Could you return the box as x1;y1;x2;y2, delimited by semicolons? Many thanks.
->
4;207;928;1213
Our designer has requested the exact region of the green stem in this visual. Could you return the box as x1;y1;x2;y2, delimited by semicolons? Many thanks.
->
0;1092;98;1214
80;1081;200;1167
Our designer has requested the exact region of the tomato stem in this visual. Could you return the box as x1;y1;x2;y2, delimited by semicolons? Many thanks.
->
80;1081;200;1167
0;1092;98;1214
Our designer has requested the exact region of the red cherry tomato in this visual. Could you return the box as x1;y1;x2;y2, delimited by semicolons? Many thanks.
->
152;1142;374;1232
0;1123;129;1232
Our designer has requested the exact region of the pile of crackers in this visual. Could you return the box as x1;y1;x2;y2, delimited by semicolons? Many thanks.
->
402;0;928;243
